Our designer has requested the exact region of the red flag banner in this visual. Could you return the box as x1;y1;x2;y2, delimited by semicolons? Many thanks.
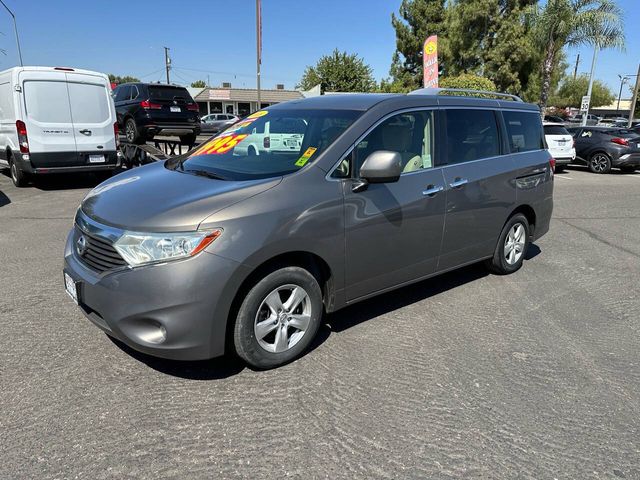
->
423;35;438;88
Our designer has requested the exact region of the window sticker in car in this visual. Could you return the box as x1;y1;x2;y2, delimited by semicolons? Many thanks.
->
295;147;317;167
192;133;249;156
227;110;269;132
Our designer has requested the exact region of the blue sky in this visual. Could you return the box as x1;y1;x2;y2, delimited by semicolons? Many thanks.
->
1;0;637;97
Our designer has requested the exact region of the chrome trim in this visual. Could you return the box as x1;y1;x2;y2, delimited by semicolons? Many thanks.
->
422;185;444;196
75;209;124;244
449;178;468;188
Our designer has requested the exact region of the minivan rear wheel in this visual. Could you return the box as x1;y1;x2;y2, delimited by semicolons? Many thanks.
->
485;214;530;275
233;267;323;369
588;153;611;174
8;154;28;188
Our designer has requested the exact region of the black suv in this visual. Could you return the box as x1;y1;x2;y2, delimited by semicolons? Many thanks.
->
112;83;201;145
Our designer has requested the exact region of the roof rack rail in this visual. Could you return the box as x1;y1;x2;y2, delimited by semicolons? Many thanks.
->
408;87;523;102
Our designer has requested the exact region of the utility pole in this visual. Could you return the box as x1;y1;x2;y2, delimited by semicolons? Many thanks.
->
256;0;262;111
628;63;640;128
573;53;580;79
164;47;171;85
582;45;598;127
0;0;23;66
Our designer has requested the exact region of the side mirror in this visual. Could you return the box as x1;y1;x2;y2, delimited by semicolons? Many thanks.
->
359;150;402;184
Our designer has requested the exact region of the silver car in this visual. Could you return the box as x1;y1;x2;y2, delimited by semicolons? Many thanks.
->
200;113;240;134
63;89;554;369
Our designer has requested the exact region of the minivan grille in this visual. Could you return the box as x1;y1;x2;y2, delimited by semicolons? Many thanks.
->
75;227;127;273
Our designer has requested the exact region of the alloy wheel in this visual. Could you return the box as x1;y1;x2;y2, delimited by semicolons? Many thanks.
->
254;284;312;353
590;154;609;173
125;122;135;142
504;223;526;265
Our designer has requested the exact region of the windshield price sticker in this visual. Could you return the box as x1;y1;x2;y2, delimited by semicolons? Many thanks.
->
295;147;317;167
193;134;249;156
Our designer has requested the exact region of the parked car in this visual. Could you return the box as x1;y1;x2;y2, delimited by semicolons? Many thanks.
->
0;66;119;187
568;113;601;126
566;126;640;173
200;113;239;134
233;116;307;156
112;83;200;145
63;90;553;369
599;117;628;127
544;115;566;124
543;122;575;172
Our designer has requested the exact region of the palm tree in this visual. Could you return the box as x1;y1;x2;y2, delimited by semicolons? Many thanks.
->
528;0;625;110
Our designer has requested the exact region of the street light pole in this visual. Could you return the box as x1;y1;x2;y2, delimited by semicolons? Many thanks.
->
164;47;171;84
0;0;23;67
256;0;262;111
617;75;628;114
628;63;640;128
582;45;599;127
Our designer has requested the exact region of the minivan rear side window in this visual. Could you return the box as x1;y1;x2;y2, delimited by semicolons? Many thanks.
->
445;109;499;163
503;111;544;153
23;80;72;124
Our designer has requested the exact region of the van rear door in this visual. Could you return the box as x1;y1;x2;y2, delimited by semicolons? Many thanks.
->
20;70;78;161
65;72;116;164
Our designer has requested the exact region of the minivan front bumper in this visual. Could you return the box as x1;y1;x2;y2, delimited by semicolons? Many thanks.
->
63;228;247;361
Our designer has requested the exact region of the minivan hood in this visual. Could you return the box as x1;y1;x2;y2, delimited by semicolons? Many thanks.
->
81;162;281;232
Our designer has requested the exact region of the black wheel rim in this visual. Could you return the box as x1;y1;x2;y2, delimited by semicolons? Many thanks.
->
591;154;609;173
126;122;135;141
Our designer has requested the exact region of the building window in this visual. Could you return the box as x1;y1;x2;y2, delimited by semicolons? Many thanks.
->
209;102;223;114
238;102;251;117
260;103;270;109
198;102;208;115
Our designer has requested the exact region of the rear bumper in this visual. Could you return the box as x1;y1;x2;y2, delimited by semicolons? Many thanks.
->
19;150;120;173
614;153;640;168
140;123;201;137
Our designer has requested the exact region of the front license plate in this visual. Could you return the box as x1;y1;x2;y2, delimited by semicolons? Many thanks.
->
170;106;181;112
88;154;105;163
64;272;78;305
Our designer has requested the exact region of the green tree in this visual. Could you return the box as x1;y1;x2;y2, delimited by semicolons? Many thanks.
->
550;74;615;108
389;0;447;90
527;0;625;110
108;74;140;84
191;80;206;88
440;73;496;92
297;49;376;93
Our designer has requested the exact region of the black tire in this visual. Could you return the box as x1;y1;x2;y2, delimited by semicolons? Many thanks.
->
179;133;197;146
247;146;257;156
124;118;143;145
233;266;323;369
485;213;530;275
620;166;637;173
8;153;28;187
588;152;611;174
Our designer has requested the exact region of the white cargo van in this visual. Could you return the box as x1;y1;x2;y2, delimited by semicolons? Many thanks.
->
0;66;120;187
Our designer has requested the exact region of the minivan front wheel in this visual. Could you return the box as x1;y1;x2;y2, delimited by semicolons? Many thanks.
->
485;214;530;275
233;267;323;369
588;153;611;174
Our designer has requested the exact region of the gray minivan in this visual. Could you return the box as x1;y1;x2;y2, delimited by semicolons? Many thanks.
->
63;89;554;369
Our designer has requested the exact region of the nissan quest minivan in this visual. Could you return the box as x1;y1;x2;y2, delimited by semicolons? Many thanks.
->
63;89;554;369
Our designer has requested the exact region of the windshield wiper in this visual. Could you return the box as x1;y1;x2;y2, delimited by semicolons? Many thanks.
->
183;169;228;180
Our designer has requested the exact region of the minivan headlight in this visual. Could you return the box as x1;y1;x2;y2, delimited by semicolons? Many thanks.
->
114;229;222;266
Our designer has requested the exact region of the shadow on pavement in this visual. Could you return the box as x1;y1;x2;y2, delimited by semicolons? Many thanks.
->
109;245;542;379
31;172;111;191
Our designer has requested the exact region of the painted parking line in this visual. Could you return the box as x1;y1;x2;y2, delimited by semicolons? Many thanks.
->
554;174;573;180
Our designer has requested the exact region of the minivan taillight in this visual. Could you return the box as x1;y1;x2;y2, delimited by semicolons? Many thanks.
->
16;120;29;153
186;103;199;112
114;122;120;148
263;137;270;149
549;157;556;173
611;137;629;146
140;100;162;110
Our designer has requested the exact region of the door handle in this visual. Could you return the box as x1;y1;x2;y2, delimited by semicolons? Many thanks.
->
422;185;444;197
449;178;468;188
79;129;92;136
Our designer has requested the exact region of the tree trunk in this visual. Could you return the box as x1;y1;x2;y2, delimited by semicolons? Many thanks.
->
539;42;556;115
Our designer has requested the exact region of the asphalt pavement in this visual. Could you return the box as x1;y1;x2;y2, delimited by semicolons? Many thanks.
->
1;166;639;479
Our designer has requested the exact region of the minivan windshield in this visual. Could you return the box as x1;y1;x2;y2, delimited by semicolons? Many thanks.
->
172;109;360;180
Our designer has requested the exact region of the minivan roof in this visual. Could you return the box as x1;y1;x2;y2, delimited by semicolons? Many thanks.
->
270;92;540;112
1;65;109;78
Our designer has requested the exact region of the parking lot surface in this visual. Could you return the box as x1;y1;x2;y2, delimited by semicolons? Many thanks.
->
1;167;639;479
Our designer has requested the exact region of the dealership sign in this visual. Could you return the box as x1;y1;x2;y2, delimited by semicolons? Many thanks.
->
423;35;439;88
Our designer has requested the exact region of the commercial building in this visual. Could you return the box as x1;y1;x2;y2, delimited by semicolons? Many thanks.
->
188;84;305;117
